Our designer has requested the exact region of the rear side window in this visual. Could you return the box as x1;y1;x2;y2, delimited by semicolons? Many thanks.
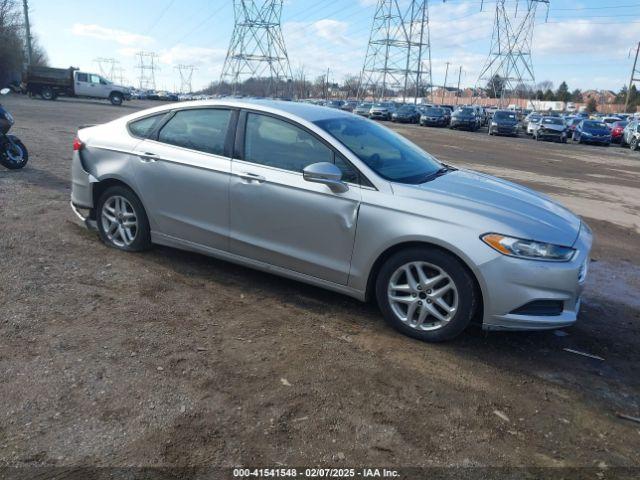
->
128;114;165;139
158;109;231;155
76;73;88;82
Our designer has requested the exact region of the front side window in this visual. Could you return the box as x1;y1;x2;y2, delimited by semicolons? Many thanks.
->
158;109;231;155
90;74;101;84
243;113;332;172
314;116;442;184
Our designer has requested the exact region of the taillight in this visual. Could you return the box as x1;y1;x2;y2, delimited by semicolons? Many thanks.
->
73;137;84;151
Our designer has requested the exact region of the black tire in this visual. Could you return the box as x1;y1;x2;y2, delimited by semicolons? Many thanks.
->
630;138;639;151
96;185;151;252
41;86;55;101
488;128;493;136
375;247;478;342
110;93;124;106
0;138;29;169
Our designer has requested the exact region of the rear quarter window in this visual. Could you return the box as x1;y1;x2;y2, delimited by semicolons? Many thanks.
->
128;114;166;139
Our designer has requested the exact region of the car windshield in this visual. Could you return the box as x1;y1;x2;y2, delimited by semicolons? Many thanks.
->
494;112;516;120
359;103;372;109
583;121;607;129
374;103;391;108
542;117;564;125
398;106;415;113
613;121;628;127
425;108;444;115
455;108;474;115
314;116;442;184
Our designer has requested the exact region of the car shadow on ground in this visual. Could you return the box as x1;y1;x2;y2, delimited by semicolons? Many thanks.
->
132;242;639;412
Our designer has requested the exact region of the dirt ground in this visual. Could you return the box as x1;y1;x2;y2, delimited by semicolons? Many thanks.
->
1;96;639;475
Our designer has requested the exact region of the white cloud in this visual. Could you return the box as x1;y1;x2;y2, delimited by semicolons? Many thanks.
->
159;45;227;67
71;23;153;47
536;21;639;56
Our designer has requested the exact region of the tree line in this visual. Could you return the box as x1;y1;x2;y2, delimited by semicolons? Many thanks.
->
0;0;47;87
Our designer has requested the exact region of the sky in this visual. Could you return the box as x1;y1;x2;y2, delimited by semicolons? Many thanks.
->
27;0;640;93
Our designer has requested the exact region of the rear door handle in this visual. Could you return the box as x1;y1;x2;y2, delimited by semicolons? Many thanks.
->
237;172;265;183
139;152;158;163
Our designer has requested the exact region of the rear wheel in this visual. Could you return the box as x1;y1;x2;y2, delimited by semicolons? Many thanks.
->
97;186;151;252
41;86;56;101
631;137;639;151
375;247;477;342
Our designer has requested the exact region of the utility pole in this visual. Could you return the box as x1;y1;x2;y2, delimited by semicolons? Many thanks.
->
625;42;640;113
455;65;462;105
441;62;450;105
358;0;432;103
22;0;33;66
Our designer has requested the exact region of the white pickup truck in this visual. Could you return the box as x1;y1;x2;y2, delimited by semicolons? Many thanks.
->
23;67;131;106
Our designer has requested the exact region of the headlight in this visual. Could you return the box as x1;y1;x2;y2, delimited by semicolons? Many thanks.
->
5;111;14;125
582;131;592;136
491;122;498;127
481;233;575;261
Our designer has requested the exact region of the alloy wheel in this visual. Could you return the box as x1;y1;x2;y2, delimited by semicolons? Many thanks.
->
387;261;459;332
101;195;138;248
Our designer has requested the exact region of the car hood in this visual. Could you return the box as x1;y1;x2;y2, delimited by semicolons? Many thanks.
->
538;123;565;131
495;120;518;126
583;128;611;135
393;169;582;246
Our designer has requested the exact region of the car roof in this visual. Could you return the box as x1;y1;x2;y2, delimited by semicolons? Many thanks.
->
126;98;356;124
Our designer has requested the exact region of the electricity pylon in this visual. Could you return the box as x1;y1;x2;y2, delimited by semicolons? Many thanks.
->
136;51;159;91
175;64;197;94
94;58;119;82
476;0;549;106
358;0;432;103
220;0;293;96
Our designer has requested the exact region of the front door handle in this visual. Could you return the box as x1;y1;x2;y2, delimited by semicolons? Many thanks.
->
139;152;158;163
237;172;265;183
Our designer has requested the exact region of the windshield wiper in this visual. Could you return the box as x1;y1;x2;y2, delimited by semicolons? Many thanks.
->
416;165;453;183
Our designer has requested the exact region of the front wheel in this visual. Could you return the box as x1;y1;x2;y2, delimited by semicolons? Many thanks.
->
375;248;478;342
109;93;124;106
97;185;151;251
630;138;639;151
1;137;29;169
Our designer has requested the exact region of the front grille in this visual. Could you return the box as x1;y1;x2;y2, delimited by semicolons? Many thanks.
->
510;300;564;316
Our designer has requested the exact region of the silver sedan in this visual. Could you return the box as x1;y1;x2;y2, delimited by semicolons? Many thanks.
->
70;100;592;342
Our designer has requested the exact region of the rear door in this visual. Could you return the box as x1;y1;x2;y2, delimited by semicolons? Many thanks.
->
228;111;362;285
132;107;236;250
74;72;93;96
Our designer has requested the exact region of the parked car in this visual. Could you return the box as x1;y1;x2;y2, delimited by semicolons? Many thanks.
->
488;110;520;137
341;100;358;113
531;117;568;143
622;120;640;150
449;107;479;131
566;117;582;137
369;102;395;121
70;100;592;342
353;102;373;117
573;120;612;146
23;66;130;105
601;116;622;129
419;107;450;127
391;104;421;124
523;112;541;131
610;121;628;144
326;100;345;110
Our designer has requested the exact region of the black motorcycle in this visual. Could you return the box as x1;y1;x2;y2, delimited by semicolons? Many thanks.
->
0;88;28;170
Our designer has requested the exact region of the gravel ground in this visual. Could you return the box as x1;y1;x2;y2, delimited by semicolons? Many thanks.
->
1;96;639;474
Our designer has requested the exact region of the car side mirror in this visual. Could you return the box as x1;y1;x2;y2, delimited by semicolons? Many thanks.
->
303;162;349;193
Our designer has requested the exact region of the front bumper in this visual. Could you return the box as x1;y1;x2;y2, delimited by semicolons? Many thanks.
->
370;111;390;119
451;119;476;129
481;223;593;331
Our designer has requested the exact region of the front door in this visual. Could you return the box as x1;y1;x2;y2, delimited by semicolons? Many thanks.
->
229;112;362;285
132;108;235;250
